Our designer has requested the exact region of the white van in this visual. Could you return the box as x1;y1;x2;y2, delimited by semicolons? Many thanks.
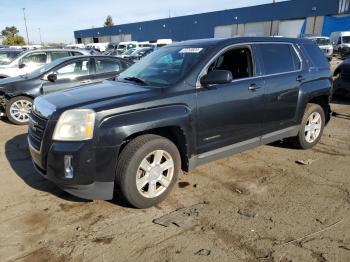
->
305;36;333;60
150;39;173;48
330;31;350;58
86;43;108;52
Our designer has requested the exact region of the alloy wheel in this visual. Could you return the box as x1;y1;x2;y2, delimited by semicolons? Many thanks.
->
9;99;32;123
304;112;322;143
136;150;174;198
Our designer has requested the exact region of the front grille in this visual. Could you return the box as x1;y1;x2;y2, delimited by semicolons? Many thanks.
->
28;112;48;151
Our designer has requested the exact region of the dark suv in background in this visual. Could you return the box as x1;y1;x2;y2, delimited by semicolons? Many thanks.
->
28;37;332;208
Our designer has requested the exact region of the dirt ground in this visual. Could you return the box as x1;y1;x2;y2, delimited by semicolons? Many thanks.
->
0;60;349;262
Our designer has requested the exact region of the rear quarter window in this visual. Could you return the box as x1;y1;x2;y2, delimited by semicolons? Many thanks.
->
302;43;329;69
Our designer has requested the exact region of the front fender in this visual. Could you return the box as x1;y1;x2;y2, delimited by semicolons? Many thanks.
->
96;104;195;149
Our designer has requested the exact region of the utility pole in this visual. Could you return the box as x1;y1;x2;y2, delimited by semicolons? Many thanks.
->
22;8;30;44
38;28;43;45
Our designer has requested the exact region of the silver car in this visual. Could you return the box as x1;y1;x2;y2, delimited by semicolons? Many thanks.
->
0;49;90;78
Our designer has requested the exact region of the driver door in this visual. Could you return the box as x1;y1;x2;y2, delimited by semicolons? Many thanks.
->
42;58;92;94
196;45;265;155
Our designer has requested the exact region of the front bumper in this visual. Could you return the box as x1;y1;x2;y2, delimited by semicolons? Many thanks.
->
28;137;120;200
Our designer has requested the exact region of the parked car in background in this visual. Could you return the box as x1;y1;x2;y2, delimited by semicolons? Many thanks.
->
117;41;138;53
106;42;120;52
28;37;332;208
0;55;133;124
66;44;86;49
0;49;24;65
128;47;155;61
306;36;333;60
0;49;90;79
330;31;350;58
333;57;350;96
118;48;137;59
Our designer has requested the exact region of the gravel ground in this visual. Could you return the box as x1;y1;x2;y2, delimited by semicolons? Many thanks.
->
0;59;349;262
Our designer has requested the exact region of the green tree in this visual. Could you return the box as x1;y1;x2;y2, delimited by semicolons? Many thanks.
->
1;26;25;45
104;15;114;27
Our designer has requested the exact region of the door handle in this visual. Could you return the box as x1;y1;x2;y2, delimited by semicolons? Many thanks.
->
248;84;262;92
296;75;305;82
80;80;91;84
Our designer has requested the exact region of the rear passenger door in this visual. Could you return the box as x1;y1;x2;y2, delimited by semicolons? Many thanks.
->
255;43;304;135
92;58;127;82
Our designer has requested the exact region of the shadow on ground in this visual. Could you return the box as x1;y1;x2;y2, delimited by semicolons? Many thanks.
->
5;133;90;203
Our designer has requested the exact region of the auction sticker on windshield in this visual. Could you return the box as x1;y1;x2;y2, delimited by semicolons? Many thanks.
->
179;48;203;54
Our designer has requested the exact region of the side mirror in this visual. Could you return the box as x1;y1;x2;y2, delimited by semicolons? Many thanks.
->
200;70;233;86
47;73;57;82
18;63;26;69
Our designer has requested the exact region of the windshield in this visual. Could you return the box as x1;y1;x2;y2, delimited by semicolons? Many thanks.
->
24;58;66;78
118;46;206;87
343;36;350;43
315;38;331;46
0;50;22;65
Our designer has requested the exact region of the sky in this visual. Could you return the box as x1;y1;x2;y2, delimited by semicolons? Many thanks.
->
0;0;287;44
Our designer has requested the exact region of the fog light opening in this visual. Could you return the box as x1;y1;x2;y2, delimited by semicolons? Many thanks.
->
64;155;74;179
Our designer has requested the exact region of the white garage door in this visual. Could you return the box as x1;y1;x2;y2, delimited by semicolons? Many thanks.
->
244;22;270;36
278;19;305;37
214;25;234;38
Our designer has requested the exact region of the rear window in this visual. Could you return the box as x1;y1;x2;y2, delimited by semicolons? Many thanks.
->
51;51;70;61
258;44;300;75
302;43;329;69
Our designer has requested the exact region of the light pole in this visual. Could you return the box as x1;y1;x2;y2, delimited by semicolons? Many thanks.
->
22;8;30;44
38;28;43;45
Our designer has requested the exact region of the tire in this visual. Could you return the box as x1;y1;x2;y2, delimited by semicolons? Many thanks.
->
6;96;33;125
115;134;181;209
289;103;325;149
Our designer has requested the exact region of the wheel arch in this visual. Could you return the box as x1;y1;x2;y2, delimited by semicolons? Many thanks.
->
308;95;331;124
119;126;190;172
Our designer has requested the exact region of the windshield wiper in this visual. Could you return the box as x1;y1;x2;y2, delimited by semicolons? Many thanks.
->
123;76;147;85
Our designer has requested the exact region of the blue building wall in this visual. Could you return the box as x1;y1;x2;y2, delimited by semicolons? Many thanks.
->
74;0;345;41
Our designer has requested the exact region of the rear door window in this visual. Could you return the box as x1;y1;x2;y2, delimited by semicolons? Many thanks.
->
258;44;298;75
51;51;71;61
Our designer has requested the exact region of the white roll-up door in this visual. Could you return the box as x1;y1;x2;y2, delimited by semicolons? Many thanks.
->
278;19;305;37
244;22;270;36
214;25;234;38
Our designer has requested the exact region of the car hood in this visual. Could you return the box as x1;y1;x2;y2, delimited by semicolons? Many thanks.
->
0;75;30;86
37;80;157;118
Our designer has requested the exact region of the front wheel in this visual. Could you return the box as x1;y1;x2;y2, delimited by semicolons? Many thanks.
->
289;103;325;149
115;134;181;209
6;96;33;125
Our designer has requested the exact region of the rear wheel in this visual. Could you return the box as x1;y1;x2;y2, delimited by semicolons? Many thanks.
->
6;96;33;125
115;134;181;209
289;103;325;149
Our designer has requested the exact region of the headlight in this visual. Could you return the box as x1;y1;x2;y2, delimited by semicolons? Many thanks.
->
53;109;96;141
